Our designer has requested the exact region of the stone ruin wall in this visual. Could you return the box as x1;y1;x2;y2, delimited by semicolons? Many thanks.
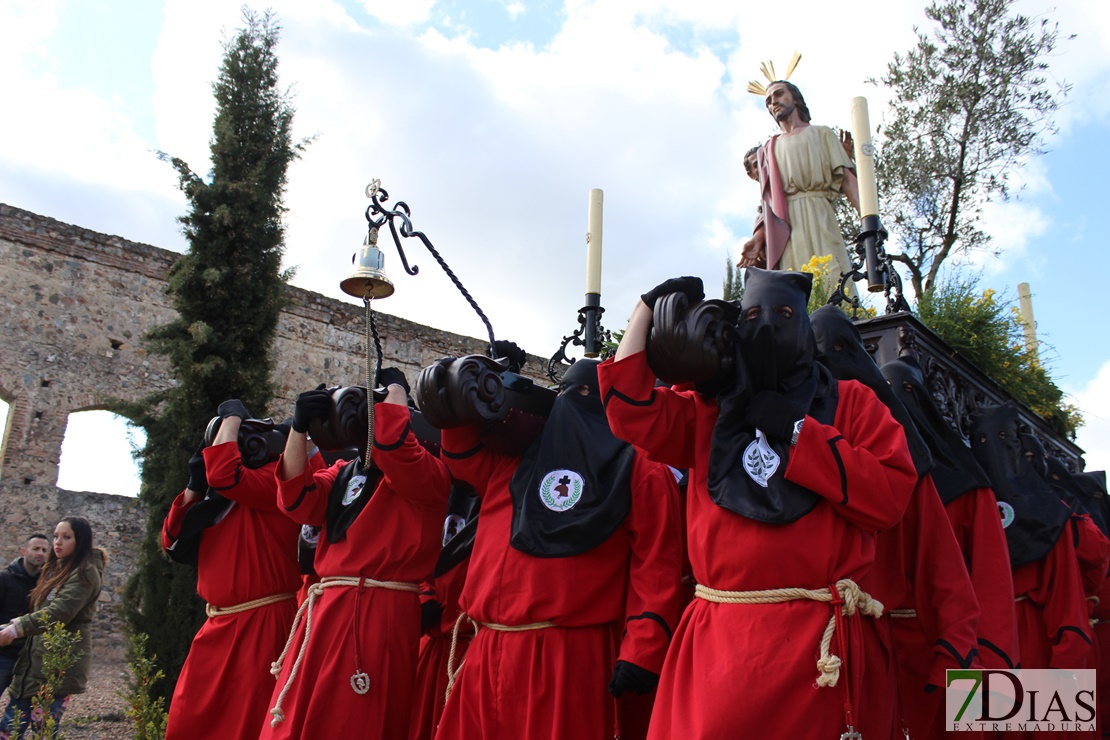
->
0;203;551;661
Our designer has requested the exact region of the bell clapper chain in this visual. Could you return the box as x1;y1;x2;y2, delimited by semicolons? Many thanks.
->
364;295;378;466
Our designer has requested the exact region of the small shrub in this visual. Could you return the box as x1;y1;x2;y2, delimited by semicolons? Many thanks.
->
120;633;169;740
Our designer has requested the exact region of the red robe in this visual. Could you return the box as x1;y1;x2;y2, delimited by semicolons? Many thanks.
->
1003;529;1093;740
1068;513;1110;674
1011;528;1092;671
869;475;979;739
945;487;1020;671
410;556;472;740
161;441;302;740
1091;578;1110;733
433;422;683;740
600;352;916;740
260;403;451;740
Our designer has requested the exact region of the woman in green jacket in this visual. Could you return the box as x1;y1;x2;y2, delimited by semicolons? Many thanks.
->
0;516;105;737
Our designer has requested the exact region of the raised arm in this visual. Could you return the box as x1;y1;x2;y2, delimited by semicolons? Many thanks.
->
785;380;916;531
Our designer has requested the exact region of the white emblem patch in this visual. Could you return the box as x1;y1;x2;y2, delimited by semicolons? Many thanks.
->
998;501;1016;529
342;474;367;506
539;469;584;512
742;429;780;488
443;514;467;546
300;524;319;548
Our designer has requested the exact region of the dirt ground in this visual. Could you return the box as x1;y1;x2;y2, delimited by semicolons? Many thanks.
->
1;657;133;740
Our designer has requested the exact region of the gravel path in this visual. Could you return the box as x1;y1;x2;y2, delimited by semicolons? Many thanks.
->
1;658;134;740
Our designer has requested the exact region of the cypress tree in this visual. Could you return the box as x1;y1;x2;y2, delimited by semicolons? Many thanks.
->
124;7;305;699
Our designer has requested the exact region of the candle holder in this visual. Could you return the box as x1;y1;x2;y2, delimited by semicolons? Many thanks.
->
547;298;611;384
828;216;911;317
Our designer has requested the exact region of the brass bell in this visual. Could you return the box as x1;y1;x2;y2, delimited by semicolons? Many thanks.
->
341;227;395;299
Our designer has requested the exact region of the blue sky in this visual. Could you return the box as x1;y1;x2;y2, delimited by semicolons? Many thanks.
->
2;0;1109;494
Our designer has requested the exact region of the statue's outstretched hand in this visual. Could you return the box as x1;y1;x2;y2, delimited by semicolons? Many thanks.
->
738;227;766;268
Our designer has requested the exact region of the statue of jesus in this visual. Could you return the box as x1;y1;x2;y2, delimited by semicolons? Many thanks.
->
739;81;860;279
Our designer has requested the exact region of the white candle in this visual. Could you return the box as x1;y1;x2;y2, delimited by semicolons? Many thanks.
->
849;97;880;218
586;189;604;295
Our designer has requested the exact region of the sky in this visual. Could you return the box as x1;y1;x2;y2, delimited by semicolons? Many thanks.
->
2;0;1109;496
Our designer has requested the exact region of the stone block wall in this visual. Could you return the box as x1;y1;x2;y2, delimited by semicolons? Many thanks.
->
0;203;552;657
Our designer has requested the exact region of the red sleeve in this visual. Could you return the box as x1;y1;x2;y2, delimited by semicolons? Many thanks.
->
904;476;980;686
947;487;1019;669
160;491;194;551
276;457;342;526
1069;514;1110;600
599;352;699;469
785;380;916;531
617;457;684;675
1041;532;1095;669
372;403;451;510
441;424;511;496
203;441;280;511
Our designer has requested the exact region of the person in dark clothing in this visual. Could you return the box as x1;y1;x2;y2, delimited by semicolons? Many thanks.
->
0;534;48;695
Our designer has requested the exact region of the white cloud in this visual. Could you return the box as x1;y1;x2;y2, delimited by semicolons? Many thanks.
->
358;0;435;27
1069;360;1110;473
506;2;525;21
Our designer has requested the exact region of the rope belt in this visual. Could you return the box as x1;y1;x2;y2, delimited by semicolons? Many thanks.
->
694;579;883;690
268;576;420;727
444;612;556;704
1015;595;1029;603
889;609;917;619
205;592;296;619
1087;595;1100;605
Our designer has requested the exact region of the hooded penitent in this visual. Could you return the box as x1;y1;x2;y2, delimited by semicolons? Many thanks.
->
880;357;991;505
1073;470;1110;538
168;443;237;566
1046;457;1110;536
970;403;1070;568
811;305;932;478
707;268;837;524
508;359;634;557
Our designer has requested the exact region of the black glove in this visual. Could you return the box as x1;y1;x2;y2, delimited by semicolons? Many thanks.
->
607;660;659;698
293;384;332;433
640;276;704;310
376;367;410;396
420;600;444;634
490;340;527;373
743;390;805;444
186;444;208;493
217;399;251;420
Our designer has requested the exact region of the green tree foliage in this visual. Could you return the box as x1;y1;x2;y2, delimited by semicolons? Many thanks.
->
874;0;1070;299
723;255;744;301
916;273;1081;438
124;7;305;699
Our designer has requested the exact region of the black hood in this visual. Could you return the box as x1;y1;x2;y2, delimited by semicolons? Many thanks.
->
736;267;816;392
508;361;633;557
970;403;1070;568
880;356;991;504
811;306;932;478
705;268;838;524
